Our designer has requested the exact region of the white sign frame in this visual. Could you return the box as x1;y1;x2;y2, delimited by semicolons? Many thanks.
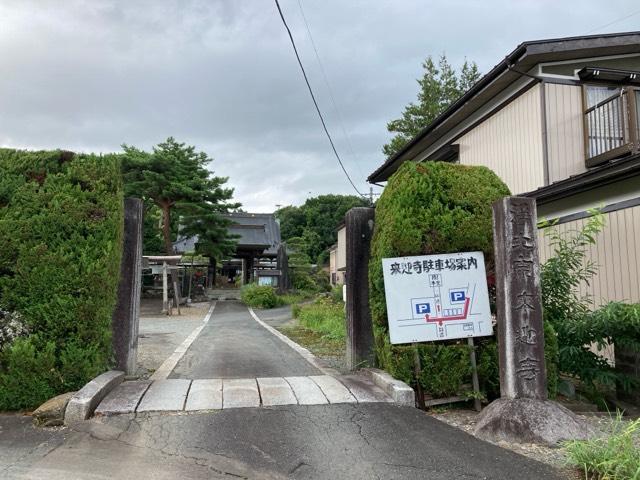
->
382;251;493;345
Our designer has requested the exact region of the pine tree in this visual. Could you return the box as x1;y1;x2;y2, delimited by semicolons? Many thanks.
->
122;137;238;256
383;54;481;158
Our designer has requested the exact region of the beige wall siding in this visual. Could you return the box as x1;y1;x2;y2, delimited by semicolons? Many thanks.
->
456;84;545;194
538;205;640;306
545;83;587;183
336;226;346;271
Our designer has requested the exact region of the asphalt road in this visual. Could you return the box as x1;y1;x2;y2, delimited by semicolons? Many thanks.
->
169;301;320;379
1;404;563;480
0;300;565;479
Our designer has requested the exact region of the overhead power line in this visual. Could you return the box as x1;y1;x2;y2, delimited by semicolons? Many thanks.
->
296;0;366;181
273;0;364;197
584;8;640;35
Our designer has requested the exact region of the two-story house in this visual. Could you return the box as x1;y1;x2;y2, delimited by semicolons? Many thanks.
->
368;31;640;306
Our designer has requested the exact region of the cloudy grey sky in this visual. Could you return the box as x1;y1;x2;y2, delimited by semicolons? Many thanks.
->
1;1;639;211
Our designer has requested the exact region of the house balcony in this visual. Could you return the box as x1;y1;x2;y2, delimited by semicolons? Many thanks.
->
584;85;640;168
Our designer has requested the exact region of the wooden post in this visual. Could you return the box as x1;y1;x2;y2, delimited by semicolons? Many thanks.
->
187;254;194;302
413;345;426;410
208;256;216;288
276;244;290;294
173;276;181;315
345;207;375;371
162;261;169;314
111;198;143;375
468;337;482;412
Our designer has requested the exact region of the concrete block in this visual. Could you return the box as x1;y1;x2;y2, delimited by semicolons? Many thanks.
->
185;379;223;411
338;375;393;403
257;377;297;406
136;379;191;412
95;381;151;415
309;375;357;404
285;376;328;405
223;379;260;409
365;368;414;407
65;370;125;424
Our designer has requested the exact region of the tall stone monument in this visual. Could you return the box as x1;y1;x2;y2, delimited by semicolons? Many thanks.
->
345;207;375;370
112;198;143;376
473;196;591;445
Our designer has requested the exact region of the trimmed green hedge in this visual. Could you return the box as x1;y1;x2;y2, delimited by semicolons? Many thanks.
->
0;148;123;410
369;161;558;400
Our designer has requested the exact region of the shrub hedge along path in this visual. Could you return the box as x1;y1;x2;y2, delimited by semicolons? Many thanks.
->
368;161;559;401
0;148;123;410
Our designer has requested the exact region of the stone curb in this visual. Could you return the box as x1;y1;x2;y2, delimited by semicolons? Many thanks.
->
64;370;125;424
363;368;414;407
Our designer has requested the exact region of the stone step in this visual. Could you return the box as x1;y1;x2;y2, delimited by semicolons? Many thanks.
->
95;374;393;416
185;379;223;411
136;379;191;412
95;380;151;416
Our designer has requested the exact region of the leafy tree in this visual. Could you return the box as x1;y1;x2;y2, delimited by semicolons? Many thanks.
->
276;194;369;265
276;205;306;240
286;236;314;291
141;205;165;255
383;55;481;158
122;137;237;256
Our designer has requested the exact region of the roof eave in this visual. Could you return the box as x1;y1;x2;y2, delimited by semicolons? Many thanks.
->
368;31;640;183
524;154;640;204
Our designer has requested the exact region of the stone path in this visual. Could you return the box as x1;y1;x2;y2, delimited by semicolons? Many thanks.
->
96;374;392;415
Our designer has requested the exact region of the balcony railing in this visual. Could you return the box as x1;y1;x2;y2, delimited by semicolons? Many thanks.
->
584;88;640;167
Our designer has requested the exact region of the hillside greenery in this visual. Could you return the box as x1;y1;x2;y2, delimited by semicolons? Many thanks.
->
276;194;369;265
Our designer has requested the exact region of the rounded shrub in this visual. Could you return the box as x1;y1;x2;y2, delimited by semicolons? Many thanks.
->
369;161;510;397
240;284;282;309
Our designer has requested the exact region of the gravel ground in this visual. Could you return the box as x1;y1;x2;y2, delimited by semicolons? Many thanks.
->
135;299;211;378
428;407;638;479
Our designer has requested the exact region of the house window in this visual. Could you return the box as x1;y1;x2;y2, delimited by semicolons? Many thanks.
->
583;84;640;167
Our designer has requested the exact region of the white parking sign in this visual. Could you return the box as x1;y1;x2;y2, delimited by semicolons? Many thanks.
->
382;251;493;344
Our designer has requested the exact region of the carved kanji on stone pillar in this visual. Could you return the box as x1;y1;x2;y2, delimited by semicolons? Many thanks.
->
493;196;546;400
473;196;592;446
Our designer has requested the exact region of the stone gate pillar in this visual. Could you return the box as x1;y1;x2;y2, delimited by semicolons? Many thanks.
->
345;207;375;370
473;196;591;445
493;196;547;399
112;197;143;376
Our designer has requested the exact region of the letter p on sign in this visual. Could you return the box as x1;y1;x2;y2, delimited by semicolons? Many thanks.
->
415;303;431;314
450;290;466;303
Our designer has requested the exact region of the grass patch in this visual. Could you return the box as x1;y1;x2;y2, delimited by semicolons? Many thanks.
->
277;324;344;359
564;412;640;479
293;297;345;341
277;291;315;305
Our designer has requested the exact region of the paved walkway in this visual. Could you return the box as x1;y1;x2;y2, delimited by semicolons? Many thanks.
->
96;300;392;413
169;301;321;379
